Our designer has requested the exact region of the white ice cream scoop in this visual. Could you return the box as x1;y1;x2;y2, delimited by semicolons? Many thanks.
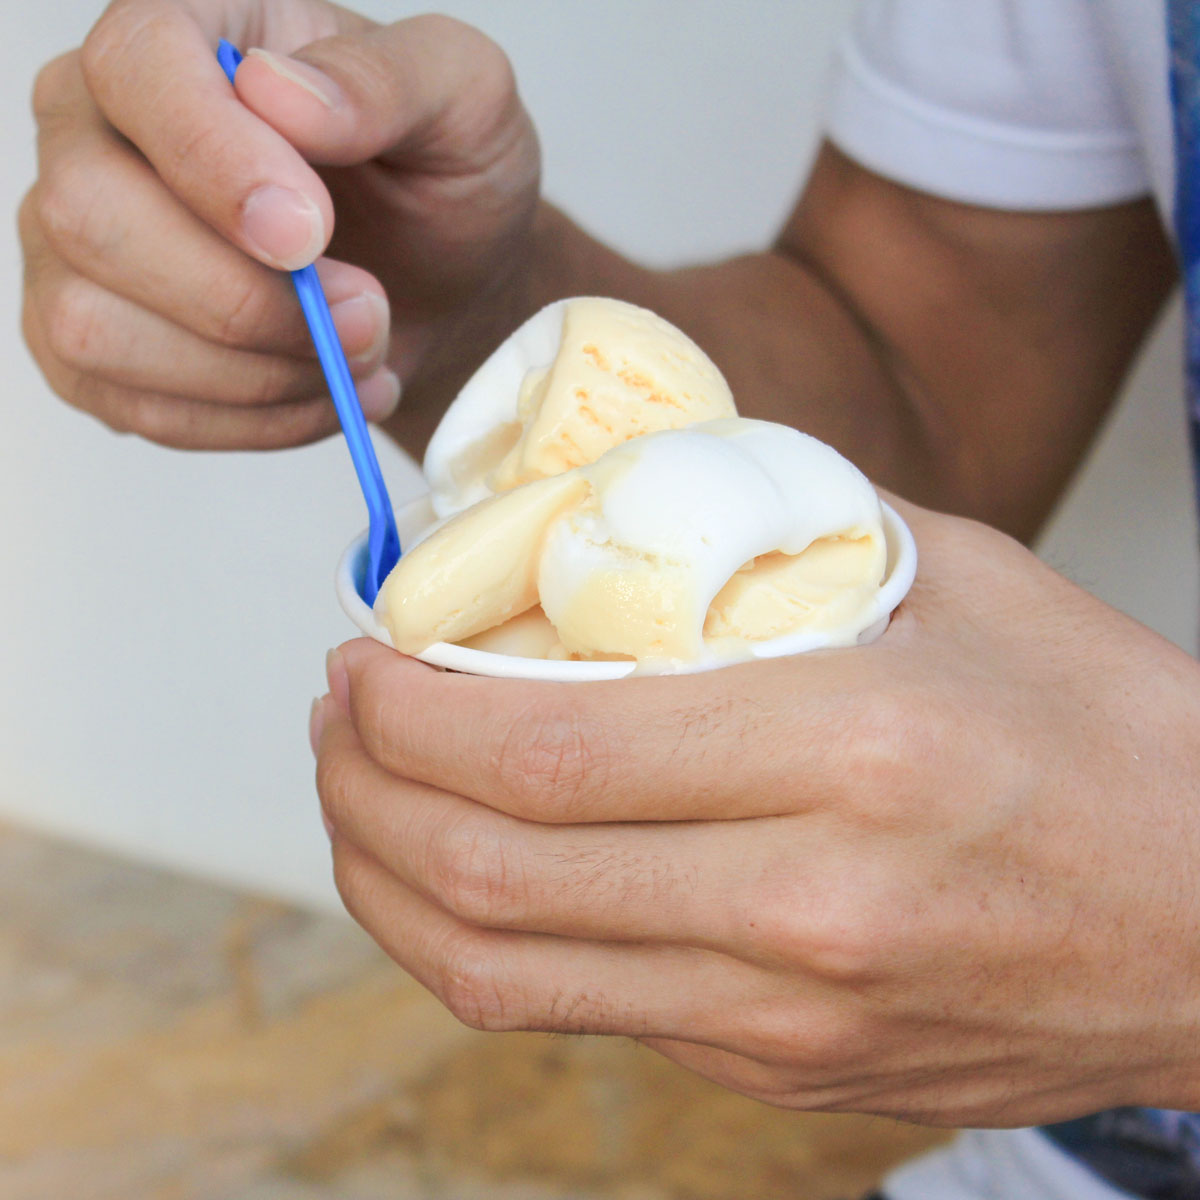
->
424;297;736;517
534;419;888;667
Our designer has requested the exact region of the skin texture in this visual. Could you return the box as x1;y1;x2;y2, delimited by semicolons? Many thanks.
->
22;0;1200;1128
315;502;1200;1127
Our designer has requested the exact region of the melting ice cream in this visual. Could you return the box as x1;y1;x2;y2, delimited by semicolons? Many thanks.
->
374;298;889;672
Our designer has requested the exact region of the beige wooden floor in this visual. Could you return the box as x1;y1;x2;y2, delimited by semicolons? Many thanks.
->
0;820;947;1199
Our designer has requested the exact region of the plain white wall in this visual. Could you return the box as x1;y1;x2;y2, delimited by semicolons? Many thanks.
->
1;1;1193;911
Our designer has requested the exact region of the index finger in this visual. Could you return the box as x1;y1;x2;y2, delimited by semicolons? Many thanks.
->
81;0;333;269
329;638;898;824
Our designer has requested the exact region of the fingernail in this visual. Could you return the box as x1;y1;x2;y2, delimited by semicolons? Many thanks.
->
309;695;327;757
242;185;325;270
358;369;402;421
330;293;390;365
326;649;350;715
246;47;340;109
321;809;336;841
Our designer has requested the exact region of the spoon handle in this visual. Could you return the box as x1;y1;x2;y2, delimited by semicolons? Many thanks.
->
216;40;400;605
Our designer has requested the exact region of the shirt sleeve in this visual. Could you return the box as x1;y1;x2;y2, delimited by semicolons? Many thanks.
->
825;0;1150;210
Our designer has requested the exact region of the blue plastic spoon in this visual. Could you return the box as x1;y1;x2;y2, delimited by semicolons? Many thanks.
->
217;40;400;605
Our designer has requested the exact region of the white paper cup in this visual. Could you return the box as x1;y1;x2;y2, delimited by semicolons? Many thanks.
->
336;495;917;681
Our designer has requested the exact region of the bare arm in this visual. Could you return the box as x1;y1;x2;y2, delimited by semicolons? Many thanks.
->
390;144;1175;542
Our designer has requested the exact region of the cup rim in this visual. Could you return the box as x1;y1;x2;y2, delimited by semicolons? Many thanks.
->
336;495;917;681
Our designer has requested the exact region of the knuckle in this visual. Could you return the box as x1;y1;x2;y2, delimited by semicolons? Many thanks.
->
101;393;135;435
201;275;279;351
156;117;225;187
428;815;520;927
36;160;85;253
314;748;355;824
43;276;104;369
749;1002;870;1084
419;16;515;98
412;12;487;44
18;194;52;292
256;398;338;449
17;189;40;252
81;378;131;433
493;699;609;819
808;913;885;986
234;356;302;408
436;932;520;1032
118;388;177;441
396;17;524;169
331;842;372;920
473;37;520;118
36;156;120;265
838;687;929;825
31;52;79;123
20;295;42;363
317;38;397;117
760;885;886;987
116;390;180;443
354;653;411;765
81;1;146;96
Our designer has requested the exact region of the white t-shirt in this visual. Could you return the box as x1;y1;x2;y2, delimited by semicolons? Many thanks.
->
825;0;1173;222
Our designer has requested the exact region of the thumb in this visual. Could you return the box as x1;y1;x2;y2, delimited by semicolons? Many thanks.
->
233;15;526;172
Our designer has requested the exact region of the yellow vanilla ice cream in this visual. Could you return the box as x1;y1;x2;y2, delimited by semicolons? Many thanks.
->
423;297;736;517
374;298;891;673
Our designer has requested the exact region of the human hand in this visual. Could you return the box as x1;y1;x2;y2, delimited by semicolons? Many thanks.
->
312;501;1200;1128
21;0;539;450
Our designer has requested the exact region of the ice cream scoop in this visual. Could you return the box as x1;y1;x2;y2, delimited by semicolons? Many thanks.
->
424;297;736;517
375;417;887;670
